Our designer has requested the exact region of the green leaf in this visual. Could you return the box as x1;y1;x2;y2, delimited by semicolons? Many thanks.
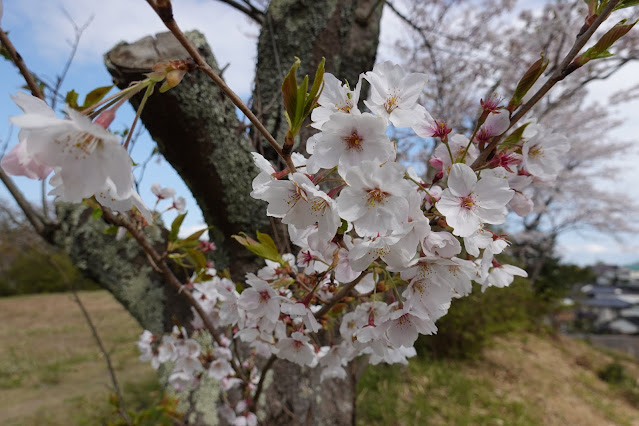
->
103;225;120;236
500;122;531;149
295;75;309;129
579;19;638;65
337;219;349;235
232;232;283;264
183;227;210;242
508;53;548;109
91;207;103;219
185;248;207;269
65;90;79;109
169;213;187;242
81;85;113;109
282;57;301;120
308;58;326;102
614;0;639;11
281;58;327;137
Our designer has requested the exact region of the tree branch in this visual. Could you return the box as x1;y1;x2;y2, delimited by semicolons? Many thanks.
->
471;0;621;169
249;354;276;411
100;208;248;383
215;0;265;24
0;28;45;100
315;272;369;319
144;0;296;172
0;169;46;235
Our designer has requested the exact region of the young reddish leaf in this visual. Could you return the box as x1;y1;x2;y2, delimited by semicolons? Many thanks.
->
282;57;301;119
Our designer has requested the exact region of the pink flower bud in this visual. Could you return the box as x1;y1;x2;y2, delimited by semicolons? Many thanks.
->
429;157;443;170
94;109;116;129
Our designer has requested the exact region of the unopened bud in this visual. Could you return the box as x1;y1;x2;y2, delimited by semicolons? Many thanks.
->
429;157;443;171
94;109;116;129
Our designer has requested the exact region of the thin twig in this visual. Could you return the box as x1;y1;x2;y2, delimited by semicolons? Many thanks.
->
0;29;45;100
471;0;621;169
0;29;51;233
215;0;265;24
100;208;248;383
50;12;93;109
144;0;295;172
0;169;45;234
315;272;369;319
44;256;132;424
249;354;276;411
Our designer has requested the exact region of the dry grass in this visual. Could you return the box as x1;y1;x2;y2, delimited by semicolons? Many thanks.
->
358;332;639;426
0;291;157;425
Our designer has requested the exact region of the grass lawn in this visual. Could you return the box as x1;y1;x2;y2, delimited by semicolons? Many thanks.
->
0;291;159;425
357;332;639;426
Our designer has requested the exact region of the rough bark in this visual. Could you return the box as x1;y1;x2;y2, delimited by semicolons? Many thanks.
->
50;204;192;334
105;31;267;277
254;0;384;159
253;1;383;424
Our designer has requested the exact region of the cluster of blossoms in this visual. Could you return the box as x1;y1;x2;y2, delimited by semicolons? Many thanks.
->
133;61;570;421
2;92;152;221
0;58;571;423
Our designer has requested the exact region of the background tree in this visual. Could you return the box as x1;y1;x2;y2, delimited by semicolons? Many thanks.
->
388;0;639;282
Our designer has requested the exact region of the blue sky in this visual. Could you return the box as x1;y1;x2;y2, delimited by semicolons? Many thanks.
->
1;0;638;267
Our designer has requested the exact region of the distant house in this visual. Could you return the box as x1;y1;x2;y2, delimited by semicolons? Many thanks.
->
618;263;639;286
576;270;639;335
603;318;639;335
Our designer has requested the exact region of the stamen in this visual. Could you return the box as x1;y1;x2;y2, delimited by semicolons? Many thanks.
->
343;131;364;151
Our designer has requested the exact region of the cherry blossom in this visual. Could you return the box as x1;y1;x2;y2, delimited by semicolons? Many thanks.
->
522;128;570;179
363;61;429;127
436;163;513;237
336;161;412;236
10;95;134;202
306;113;394;176
311;72;362;130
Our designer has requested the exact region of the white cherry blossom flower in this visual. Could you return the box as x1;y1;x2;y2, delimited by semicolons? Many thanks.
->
422;231;461;258
349;234;402;271
476;111;510;145
363;61;429;127
306;113;394;176
480;262;527;292
273;331;316;366
93;179;152;222
250;152;307;197
11;97;134;202
238;274;281;323
522;129;570;179
383;304;436;348
1;137;51;179
280;302;321;333
311;73;362;129
151;182;176;199
436;163;513;237
253;172;340;242
336;161;412;236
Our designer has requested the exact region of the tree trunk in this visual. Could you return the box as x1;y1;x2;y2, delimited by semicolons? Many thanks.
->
253;2;382;423
105;31;267;278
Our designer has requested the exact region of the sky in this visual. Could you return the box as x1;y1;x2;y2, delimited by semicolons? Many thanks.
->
0;0;638;267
